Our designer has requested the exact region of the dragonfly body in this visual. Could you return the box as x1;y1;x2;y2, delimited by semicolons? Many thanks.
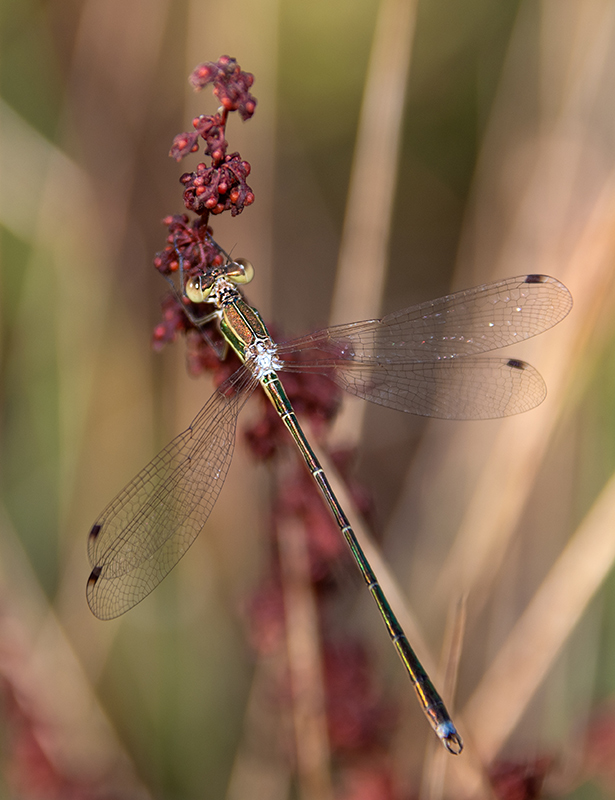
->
221;284;461;750
87;253;572;754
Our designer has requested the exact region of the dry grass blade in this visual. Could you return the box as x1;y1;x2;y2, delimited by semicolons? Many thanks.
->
0;92;146;667
225;651;292;800
463;466;615;763
433;0;615;605
51;0;171;663
420;595;469;800
328;0;419;445
0;507;150;796
278;508;334;800
428;3;615;790
434;200;615;605
367;4;615;794
435;2;615;603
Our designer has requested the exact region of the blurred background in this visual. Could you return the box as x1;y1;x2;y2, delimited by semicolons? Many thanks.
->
1;0;615;798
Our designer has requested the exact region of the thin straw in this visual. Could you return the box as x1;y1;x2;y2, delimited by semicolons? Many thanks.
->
463;468;615;763
328;0;419;445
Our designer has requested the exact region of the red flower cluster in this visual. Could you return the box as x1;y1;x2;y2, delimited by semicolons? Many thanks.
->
167;55;255;221
189;55;256;120
170;57;256;164
170;113;226;162
180;153;253;216
152;214;228;351
153;214;222;278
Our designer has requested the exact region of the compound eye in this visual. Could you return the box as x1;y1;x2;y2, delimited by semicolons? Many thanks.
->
227;258;254;285
185;275;212;303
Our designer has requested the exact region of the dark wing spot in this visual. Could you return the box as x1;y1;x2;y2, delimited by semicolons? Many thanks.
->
524;274;548;284
507;358;526;370
87;566;102;587
89;523;102;543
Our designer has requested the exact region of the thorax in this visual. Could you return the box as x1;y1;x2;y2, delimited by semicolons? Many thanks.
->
216;287;282;379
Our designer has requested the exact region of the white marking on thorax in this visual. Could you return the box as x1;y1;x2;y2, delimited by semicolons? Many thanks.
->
246;339;283;380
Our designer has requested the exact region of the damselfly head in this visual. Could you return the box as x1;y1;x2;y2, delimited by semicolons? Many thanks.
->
184;258;253;303
225;257;254;285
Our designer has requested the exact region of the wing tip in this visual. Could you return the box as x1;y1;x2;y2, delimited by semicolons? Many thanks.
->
89;523;102;543
87;565;102;589
524;273;573;321
86;566;103;618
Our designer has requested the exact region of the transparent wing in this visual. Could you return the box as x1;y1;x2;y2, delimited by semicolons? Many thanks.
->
330;356;546;419
87;365;259;619
277;274;571;420
279;275;572;360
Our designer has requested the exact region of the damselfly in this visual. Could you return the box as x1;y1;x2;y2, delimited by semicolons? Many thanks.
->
87;247;572;754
